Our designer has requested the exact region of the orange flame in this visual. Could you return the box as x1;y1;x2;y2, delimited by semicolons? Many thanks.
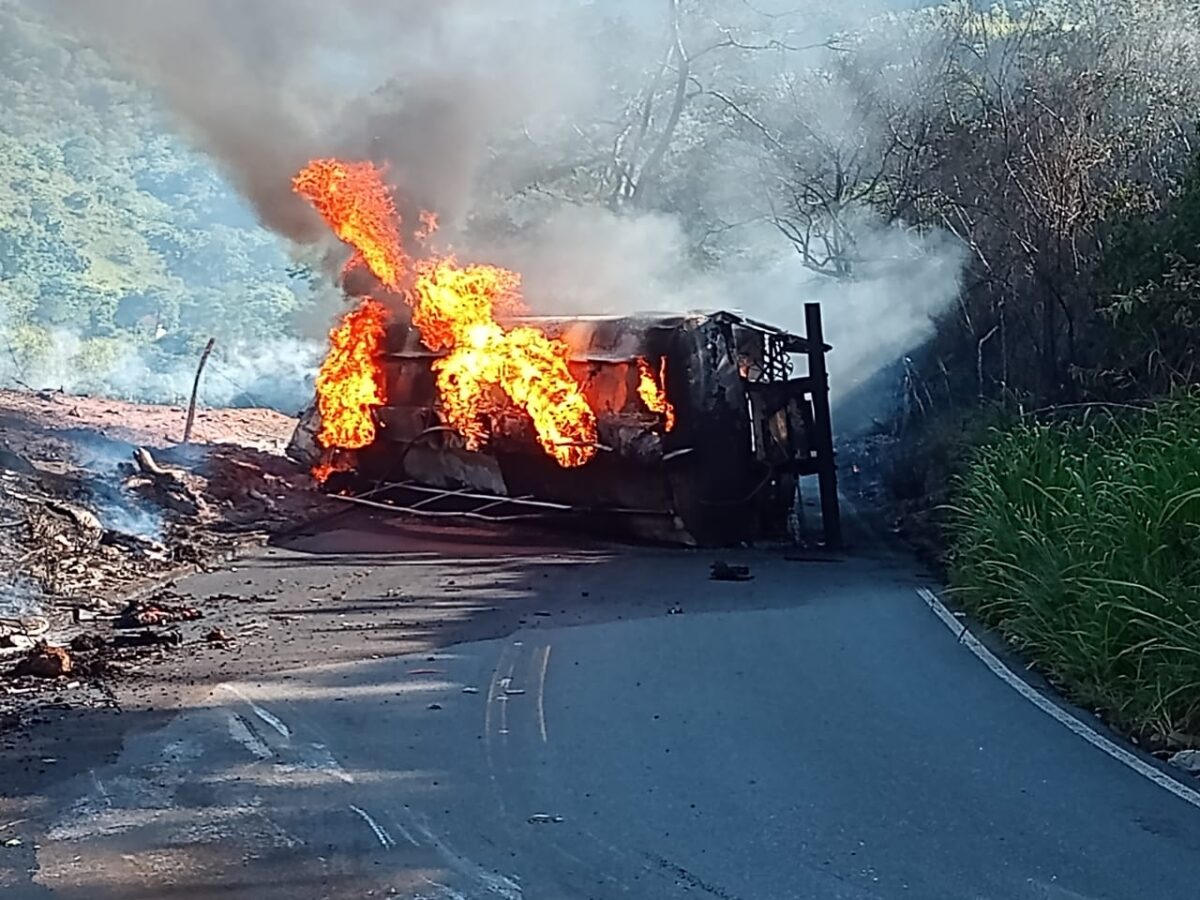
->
294;160;407;291
637;356;677;432
294;158;598;468
313;297;389;456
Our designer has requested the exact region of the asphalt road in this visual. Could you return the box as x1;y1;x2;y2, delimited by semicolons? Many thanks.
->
13;519;1200;899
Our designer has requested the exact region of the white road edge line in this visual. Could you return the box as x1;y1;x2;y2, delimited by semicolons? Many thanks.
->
916;586;1200;811
349;804;396;849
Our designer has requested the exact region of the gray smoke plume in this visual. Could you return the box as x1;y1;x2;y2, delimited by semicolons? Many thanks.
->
73;438;166;540
37;0;964;413
479;204;963;404
45;0;605;240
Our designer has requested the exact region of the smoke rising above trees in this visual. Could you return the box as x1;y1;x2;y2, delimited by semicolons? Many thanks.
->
4;0;1200;417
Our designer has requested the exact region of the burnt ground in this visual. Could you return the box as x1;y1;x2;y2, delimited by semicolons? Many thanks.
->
0;388;343;749
838;428;951;574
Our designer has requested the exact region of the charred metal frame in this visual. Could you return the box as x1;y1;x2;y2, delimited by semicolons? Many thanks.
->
293;303;841;548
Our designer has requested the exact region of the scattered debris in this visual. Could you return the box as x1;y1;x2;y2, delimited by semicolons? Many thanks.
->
38;497;103;535
205;627;234;644
99;529;169;560
69;633;107;653
709;561;753;582
113;630;183;648
0;633;37;652
1168;749;1200;775
13;644;72;679
113;597;202;629
233;593;276;604
0;391;333;651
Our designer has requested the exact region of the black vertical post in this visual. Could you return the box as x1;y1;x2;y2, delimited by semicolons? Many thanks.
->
805;302;842;550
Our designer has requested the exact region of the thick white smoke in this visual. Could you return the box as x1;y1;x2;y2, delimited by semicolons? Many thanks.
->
21;0;964;418
2;330;323;413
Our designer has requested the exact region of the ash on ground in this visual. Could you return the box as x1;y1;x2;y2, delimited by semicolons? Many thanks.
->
0;387;338;732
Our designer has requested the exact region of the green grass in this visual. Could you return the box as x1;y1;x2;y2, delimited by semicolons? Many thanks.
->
947;394;1200;745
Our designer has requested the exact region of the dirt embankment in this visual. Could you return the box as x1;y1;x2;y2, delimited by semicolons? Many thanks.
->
0;388;336;732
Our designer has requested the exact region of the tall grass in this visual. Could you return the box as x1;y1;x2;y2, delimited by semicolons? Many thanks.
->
947;394;1200;744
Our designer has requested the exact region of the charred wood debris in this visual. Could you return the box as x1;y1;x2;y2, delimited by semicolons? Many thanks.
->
0;388;331;734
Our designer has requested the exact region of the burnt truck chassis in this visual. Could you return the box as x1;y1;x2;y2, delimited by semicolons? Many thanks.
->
292;302;841;548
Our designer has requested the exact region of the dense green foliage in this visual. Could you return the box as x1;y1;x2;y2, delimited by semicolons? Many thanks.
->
1094;152;1200;396
0;0;320;405
947;396;1200;742
936;143;1200;745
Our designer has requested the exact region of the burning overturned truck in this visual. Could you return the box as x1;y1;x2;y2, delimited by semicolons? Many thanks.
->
287;160;841;547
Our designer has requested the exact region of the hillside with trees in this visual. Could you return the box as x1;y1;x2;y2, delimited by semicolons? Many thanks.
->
0;0;323;409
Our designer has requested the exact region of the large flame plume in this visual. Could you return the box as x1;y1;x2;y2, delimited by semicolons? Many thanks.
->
311;296;389;469
295;159;599;468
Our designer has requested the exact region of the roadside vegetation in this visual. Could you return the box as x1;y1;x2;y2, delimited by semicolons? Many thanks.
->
946;397;1200;745
927;106;1200;746
0;0;324;406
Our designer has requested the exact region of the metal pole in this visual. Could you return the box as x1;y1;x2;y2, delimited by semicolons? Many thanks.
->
805;302;842;550
182;337;216;445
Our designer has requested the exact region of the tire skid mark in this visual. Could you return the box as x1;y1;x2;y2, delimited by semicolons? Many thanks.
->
410;812;523;899
218;684;292;739
483;641;521;819
349;804;396;849
225;711;272;760
535;644;552;744
492;639;648;896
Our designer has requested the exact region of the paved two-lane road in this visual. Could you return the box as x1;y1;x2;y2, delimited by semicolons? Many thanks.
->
15;520;1200;898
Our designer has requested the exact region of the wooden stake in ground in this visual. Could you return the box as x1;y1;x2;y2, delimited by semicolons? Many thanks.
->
183;338;216;444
